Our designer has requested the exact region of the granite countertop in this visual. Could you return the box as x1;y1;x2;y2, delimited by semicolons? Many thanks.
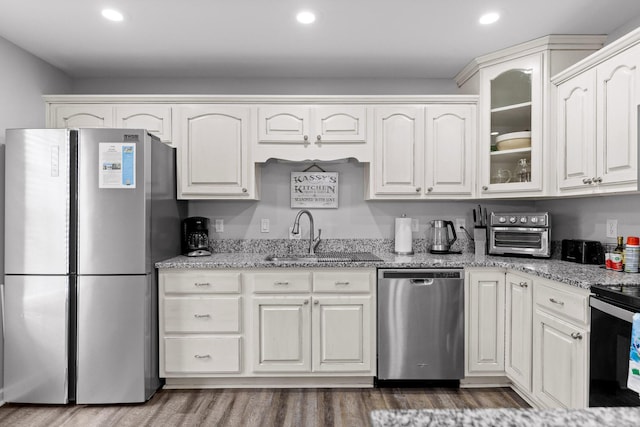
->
156;251;640;289
370;407;640;427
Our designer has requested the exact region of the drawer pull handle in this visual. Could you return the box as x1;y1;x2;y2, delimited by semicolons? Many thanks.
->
194;354;211;359
194;314;211;319
274;281;289;286
335;281;350;286
194;282;211;287
549;298;565;306
571;332;583;340
518;282;528;288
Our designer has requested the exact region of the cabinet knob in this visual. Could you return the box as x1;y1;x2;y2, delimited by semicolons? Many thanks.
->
570;332;583;340
518;282;528;288
482;186;488;191
303;135;309;141
242;188;248;193
427;187;433;192
582;178;593;184
313;300;319;305
316;135;321;141
304;299;309;305
416;187;421;193
594;177;603;183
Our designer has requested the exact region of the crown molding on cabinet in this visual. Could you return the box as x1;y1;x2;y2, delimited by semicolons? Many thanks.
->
551;25;640;84
43;94;479;105
454;34;607;88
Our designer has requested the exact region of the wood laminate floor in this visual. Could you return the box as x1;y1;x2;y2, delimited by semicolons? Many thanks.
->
0;387;530;427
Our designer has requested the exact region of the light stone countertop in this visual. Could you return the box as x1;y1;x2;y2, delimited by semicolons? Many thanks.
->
369;407;640;427
156;251;640;290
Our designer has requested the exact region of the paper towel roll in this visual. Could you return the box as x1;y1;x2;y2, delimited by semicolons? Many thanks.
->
394;217;413;254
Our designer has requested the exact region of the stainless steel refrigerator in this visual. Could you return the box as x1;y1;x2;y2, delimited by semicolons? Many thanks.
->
3;128;185;404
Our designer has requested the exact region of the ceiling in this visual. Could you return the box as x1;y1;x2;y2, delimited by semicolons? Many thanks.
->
1;0;640;79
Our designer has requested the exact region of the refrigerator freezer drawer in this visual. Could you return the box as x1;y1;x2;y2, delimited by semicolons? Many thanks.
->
4;276;69;403
76;275;155;404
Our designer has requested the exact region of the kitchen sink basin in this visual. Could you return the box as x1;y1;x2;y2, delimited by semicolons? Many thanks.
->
264;252;382;263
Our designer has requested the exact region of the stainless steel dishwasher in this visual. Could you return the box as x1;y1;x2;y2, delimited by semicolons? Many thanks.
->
377;268;464;382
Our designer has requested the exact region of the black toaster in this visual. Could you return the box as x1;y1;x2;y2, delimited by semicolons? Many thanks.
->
561;239;604;264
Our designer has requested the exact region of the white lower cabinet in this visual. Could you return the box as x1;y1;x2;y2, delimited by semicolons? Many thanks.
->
465;269;590;409
505;272;533;392
159;268;375;387
465;269;505;375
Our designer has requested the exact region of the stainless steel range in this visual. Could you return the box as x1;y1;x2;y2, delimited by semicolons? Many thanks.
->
589;284;640;407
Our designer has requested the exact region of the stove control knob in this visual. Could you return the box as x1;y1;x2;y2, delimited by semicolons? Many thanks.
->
509;216;517;224
520;217;527;224
531;217;538;224
499;216;507;223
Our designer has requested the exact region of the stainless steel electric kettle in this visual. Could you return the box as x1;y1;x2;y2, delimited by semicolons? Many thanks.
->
429;220;458;254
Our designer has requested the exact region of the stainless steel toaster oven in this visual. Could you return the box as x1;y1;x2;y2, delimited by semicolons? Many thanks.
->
488;212;551;258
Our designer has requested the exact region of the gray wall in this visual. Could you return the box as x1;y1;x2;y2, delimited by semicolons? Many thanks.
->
0;35;72;401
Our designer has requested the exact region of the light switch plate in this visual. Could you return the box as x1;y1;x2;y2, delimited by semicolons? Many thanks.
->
260;219;270;233
606;219;618;238
215;219;224;233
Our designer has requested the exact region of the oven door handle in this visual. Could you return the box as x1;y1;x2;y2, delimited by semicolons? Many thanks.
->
590;297;635;323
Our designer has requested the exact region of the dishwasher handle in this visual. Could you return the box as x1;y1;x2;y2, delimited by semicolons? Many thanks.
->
410;278;434;286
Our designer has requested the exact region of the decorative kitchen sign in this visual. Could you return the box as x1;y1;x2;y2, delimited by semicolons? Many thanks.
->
290;171;339;208
98;143;136;189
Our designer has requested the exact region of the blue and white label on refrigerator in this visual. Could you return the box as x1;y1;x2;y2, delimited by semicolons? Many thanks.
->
98;143;136;189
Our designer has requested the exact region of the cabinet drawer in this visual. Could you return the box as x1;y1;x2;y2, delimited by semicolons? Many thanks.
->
164;297;241;333
164;337;241;374
246;272;312;293
534;281;588;325
162;271;241;294
313;271;372;293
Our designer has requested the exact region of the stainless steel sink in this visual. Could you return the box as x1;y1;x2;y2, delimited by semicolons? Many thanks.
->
264;252;382;263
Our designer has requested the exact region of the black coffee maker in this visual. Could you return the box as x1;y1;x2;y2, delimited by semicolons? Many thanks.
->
182;217;212;257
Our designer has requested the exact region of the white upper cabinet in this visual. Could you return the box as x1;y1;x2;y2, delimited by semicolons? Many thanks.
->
254;105;370;162
175;105;257;199
49;104;172;143
424;104;476;197
554;32;640;195
370;106;425;197
115;105;173;143
456;35;605;198
51;104;114;128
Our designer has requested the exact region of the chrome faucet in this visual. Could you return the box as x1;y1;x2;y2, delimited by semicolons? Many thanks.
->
292;209;322;255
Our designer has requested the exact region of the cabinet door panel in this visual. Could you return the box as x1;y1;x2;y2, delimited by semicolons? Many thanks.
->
466;270;505;374
505;273;532;392
257;106;310;143
596;47;638;186
252;297;311;372
425;104;475;196
557;72;596;191
52;105;114;128
314;106;367;143
373;106;424;195
178;106;252;197
312;296;371;373
116;105;172;143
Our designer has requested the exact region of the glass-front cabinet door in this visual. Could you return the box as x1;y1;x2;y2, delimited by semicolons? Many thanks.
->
480;54;543;195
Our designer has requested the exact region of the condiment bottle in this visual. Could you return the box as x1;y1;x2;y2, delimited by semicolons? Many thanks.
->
612;236;625;271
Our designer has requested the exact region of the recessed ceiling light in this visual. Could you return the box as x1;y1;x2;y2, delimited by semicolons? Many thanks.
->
102;9;124;22
479;12;500;25
296;11;316;24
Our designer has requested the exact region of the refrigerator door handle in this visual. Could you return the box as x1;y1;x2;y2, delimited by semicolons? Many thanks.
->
1;283;5;338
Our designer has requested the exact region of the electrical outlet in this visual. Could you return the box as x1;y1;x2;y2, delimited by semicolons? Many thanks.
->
606;219;618;238
260;219;270;233
289;226;301;240
411;218;419;232
455;217;466;231
215;219;224;233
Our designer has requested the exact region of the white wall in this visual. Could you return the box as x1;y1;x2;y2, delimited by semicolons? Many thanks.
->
71;76;458;95
0;35;72;401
